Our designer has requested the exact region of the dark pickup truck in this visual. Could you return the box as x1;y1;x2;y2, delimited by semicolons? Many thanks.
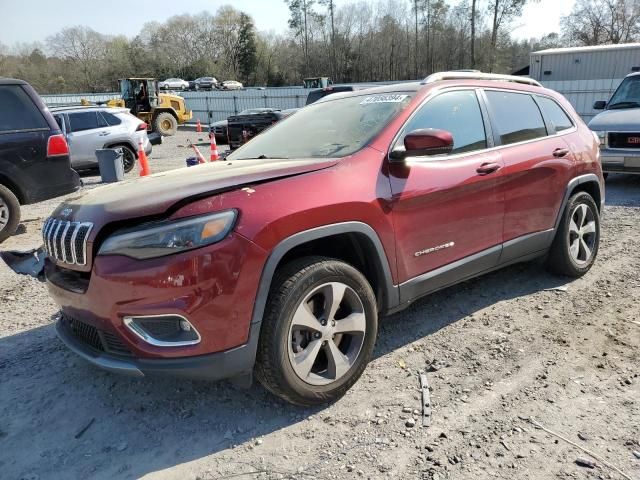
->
227;109;296;149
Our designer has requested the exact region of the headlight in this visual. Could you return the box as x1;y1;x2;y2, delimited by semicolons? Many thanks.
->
98;210;237;260
595;131;606;146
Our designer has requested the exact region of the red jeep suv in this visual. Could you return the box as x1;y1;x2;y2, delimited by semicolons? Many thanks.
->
45;72;604;406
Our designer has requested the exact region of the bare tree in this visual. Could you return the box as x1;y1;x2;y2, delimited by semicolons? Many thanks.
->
4;0;569;93
319;0;337;78
487;0;527;71
471;0;477;67
562;0;640;45
285;0;316;76
47;26;108;90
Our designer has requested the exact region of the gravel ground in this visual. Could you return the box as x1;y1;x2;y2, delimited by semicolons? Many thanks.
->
0;131;638;480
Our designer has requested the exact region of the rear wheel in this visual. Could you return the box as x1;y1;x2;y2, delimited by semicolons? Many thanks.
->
255;257;378;406
154;112;178;136
547;191;600;277
120;145;136;173
0;185;20;243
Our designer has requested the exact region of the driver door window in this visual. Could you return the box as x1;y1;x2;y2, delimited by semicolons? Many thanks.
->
401;90;488;156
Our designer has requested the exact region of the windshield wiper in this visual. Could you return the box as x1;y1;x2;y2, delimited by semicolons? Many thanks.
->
608;101;640;109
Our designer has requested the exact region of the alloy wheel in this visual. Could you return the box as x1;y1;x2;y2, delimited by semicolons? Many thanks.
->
287;282;367;386
0;197;9;230
568;203;597;265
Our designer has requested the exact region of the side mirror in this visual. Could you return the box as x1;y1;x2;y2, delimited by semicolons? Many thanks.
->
391;129;454;160
593;100;606;110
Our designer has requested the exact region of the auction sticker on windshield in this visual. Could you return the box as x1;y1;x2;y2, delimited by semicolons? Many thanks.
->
360;94;409;104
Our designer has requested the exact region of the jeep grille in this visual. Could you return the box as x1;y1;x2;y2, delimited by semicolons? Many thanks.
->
43;218;93;266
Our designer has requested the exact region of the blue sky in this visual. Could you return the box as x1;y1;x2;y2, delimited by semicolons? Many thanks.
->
0;0;575;47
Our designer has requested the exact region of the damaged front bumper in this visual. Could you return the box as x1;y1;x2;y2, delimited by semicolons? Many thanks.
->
55;313;261;381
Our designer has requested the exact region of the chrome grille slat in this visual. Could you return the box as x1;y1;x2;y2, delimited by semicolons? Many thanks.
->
52;221;63;259
60;223;71;263
69;223;79;264
43;217;93;267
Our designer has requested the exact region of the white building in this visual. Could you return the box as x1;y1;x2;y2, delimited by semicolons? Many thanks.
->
529;43;640;122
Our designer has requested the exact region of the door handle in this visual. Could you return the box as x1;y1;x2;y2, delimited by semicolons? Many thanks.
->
476;162;501;175
98;131;110;136
553;148;569;157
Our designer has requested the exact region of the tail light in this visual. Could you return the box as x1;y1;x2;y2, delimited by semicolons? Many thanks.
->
47;134;69;157
136;122;148;131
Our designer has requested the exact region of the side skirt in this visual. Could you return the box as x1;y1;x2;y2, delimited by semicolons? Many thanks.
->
392;229;555;314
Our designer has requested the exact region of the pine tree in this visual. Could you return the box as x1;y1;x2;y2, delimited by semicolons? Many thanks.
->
238;13;257;85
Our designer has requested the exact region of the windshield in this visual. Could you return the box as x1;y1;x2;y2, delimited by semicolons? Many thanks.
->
608;76;640;109
228;92;414;160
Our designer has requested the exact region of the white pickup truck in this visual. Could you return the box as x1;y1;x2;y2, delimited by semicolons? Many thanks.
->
590;72;640;176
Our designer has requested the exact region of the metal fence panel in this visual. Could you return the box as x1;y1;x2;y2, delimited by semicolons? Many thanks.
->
41;81;411;123
42;92;120;107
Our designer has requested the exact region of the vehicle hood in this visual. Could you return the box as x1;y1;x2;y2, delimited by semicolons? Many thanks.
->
588;108;640;131
51;158;338;224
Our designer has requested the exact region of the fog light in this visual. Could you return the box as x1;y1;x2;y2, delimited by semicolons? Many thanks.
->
123;314;201;347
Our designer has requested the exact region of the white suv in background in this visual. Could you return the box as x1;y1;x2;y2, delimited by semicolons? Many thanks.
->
51;106;152;173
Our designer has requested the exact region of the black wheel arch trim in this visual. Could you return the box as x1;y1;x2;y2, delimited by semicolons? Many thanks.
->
103;142;137;158
250;222;400;327
0;171;27;204
553;173;604;232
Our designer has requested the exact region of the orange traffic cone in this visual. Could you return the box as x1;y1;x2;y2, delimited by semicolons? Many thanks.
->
210;131;219;161
190;142;207;164
196;119;202;133
137;139;151;176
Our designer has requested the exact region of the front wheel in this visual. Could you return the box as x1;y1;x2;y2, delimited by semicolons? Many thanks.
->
153;112;178;136
546;191;600;277
0;184;20;243
255;257;378;406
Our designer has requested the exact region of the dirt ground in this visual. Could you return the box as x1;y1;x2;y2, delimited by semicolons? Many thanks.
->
0;130;638;480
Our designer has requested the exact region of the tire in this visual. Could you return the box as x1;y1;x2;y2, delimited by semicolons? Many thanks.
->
120;145;137;173
153;112;178;136
546;191;600;277
0;184;20;243
255;257;378;406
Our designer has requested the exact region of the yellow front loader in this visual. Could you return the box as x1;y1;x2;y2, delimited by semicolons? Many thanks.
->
105;78;192;136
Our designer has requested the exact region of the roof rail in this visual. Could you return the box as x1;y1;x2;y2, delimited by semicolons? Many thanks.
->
421;71;542;87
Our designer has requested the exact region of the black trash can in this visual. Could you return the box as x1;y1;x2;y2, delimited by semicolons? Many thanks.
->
95;148;125;183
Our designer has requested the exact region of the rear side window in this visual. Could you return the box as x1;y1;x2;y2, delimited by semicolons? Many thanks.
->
536;96;574;133
100;111;122;126
485;91;547;145
0;85;48;133
402;90;487;155
69;112;106;132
